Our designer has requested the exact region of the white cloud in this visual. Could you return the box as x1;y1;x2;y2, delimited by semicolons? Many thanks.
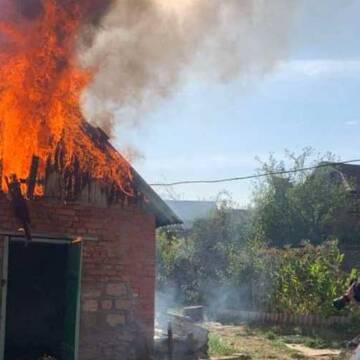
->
345;120;359;126
277;59;360;77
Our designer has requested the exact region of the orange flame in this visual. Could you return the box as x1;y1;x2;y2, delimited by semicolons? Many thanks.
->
0;0;132;196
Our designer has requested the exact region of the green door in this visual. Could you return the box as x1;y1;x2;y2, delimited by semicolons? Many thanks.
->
0;238;9;360
62;242;82;360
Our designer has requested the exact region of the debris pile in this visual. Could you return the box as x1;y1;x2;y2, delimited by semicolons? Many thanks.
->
155;312;209;360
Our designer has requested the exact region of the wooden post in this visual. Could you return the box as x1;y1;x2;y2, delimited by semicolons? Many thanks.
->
167;321;173;360
5;175;32;242
26;155;39;199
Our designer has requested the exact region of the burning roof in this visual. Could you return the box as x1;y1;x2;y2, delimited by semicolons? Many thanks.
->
0;0;125;191
1;118;181;227
0;0;180;227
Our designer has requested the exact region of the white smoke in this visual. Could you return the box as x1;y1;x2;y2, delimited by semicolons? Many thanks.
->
79;0;298;133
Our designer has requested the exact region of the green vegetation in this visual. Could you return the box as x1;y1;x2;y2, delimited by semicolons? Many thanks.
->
207;323;358;360
157;217;357;316
157;149;360;317
208;333;237;357
254;240;358;316
250;324;356;349
251;148;359;247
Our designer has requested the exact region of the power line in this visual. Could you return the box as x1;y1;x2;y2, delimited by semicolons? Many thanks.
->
150;159;360;187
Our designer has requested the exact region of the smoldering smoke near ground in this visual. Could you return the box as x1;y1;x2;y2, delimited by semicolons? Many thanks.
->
79;0;298;133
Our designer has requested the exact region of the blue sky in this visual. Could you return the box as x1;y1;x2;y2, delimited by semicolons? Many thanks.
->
115;0;360;207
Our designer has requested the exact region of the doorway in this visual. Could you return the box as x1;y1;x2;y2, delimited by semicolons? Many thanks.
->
1;237;82;360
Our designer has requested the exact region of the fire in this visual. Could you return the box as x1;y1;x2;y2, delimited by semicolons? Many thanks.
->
0;0;132;196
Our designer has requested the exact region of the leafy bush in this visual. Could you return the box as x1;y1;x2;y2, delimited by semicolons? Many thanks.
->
269;241;359;316
157;200;250;306
227;239;358;316
157;194;358;317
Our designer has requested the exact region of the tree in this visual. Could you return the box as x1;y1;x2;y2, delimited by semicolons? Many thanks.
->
156;188;359;316
156;197;251;305
251;148;354;246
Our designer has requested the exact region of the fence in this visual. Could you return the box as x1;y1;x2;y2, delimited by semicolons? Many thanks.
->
216;309;352;327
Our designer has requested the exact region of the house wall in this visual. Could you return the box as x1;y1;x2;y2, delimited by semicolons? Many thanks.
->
0;192;156;360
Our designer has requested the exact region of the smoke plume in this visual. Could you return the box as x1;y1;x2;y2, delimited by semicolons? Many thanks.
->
79;0;298;132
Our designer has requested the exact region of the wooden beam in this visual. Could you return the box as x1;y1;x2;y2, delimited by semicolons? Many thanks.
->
0;230;98;242
26;155;39;200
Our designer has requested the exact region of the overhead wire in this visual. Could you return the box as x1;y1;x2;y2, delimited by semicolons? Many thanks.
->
149;158;360;187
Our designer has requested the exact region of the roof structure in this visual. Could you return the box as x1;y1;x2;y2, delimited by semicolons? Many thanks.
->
85;124;182;227
133;171;182;227
82;123;182;227
315;162;360;193
1;121;182;228
165;200;217;228
166;200;249;229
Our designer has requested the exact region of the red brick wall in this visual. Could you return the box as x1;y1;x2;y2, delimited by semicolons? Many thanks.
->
0;192;156;359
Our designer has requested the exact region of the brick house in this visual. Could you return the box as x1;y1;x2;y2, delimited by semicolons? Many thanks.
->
0;125;180;360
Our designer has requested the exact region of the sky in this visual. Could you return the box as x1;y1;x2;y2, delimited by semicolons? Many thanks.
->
114;0;360;207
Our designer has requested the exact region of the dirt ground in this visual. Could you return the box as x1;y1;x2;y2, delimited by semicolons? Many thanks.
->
207;322;356;360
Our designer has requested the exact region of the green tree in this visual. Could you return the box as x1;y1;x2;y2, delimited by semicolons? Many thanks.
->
251;149;354;246
156;198;251;305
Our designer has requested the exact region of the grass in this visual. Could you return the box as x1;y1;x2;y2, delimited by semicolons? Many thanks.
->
208;333;238;357
264;330;277;340
206;322;360;359
208;324;304;359
251;322;360;349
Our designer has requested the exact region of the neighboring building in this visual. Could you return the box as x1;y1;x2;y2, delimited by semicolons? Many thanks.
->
165;200;217;229
314;162;360;195
166;200;249;229
226;208;251;225
312;162;360;270
0;124;180;360
312;162;360;217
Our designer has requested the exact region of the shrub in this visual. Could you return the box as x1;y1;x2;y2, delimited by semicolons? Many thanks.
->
157;201;358;317
270;241;359;316
227;240;359;316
